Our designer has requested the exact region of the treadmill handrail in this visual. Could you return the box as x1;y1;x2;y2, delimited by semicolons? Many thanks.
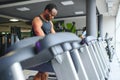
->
0;45;35;72
22;32;81;69
5;36;42;53
0;32;81;72
35;32;81;53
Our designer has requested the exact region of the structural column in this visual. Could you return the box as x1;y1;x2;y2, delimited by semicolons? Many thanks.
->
98;14;103;38
86;0;97;37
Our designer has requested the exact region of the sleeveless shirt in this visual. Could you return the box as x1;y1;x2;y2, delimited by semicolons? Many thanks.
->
32;16;51;36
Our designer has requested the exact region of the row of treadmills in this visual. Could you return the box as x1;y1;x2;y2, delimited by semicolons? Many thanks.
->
0;32;112;80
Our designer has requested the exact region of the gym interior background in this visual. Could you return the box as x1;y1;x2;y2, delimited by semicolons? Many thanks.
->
0;0;120;80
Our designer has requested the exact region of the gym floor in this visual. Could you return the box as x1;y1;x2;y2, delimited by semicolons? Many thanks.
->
108;54;120;80
23;54;120;80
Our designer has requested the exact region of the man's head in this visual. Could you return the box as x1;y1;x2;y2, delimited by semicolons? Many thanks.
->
43;3;58;21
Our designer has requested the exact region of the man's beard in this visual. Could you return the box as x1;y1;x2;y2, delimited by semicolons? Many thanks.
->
45;15;50;21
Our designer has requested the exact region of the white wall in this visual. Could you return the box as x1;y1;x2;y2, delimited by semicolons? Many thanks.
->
55;16;116;39
103;16;116;43
115;6;120;59
116;7;120;42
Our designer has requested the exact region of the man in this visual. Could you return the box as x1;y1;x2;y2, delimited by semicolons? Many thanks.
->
80;27;86;39
32;3;58;80
80;27;86;45
32;3;58;36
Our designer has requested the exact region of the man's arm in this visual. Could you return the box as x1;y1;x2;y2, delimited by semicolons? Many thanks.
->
50;21;56;34
32;17;45;36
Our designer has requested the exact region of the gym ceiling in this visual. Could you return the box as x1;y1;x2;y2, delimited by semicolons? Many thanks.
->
0;0;119;24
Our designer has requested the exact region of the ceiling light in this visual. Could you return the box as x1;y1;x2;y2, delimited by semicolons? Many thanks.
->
2;32;5;34
9;18;19;22
61;1;74;6
17;7;30;11
75;11;84;15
